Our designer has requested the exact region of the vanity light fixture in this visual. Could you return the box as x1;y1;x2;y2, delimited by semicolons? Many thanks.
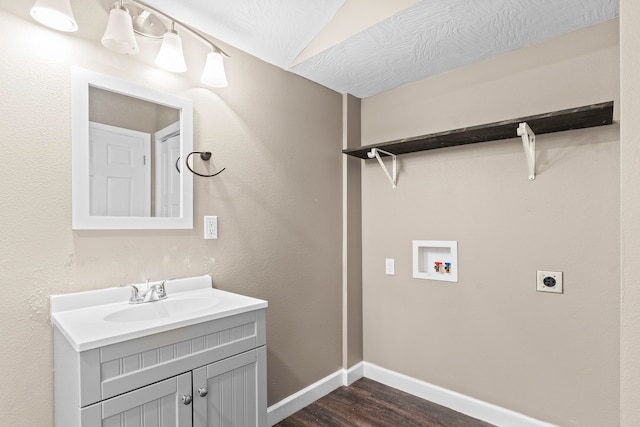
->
101;0;139;55
106;0;229;86
155;22;188;73
30;0;229;87
30;0;78;32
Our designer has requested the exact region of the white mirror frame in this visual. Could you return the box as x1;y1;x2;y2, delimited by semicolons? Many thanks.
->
71;67;193;229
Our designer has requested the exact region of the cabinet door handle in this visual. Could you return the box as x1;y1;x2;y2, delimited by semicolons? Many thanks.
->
182;394;193;405
198;387;208;397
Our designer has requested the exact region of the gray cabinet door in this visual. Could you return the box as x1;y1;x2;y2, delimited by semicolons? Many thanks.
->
81;372;192;427
193;347;267;427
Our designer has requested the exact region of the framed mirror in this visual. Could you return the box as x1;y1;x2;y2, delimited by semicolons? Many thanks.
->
71;68;193;229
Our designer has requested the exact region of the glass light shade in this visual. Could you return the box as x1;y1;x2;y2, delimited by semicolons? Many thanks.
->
101;7;139;55
155;30;187;73
200;51;228;88
30;0;78;32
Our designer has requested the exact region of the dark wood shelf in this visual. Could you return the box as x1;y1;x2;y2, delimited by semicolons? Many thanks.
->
343;101;614;159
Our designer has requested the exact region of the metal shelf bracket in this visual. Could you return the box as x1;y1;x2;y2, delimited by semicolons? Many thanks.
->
367;148;397;189
517;122;536;181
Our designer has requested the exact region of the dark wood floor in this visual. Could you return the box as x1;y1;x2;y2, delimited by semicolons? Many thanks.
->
274;378;495;427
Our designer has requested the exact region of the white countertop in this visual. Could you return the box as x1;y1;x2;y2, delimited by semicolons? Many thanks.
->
50;275;268;352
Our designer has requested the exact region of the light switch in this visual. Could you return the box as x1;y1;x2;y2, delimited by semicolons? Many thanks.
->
385;258;395;275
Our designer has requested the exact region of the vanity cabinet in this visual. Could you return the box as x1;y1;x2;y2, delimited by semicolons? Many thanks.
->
53;309;267;427
81;372;193;426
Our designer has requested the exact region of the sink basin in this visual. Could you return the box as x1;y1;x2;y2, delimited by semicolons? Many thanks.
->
104;297;221;322
50;275;268;351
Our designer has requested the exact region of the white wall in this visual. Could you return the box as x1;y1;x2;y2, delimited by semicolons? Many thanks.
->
361;20;620;426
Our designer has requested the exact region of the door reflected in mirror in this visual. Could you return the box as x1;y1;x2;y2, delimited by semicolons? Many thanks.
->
72;68;193;229
88;88;180;218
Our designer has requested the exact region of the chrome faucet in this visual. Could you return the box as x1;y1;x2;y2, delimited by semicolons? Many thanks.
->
127;280;168;304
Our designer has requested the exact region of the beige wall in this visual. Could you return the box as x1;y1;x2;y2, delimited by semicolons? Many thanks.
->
343;94;363;368
89;87;179;135
361;19;620;427
619;0;640;424
0;1;343;425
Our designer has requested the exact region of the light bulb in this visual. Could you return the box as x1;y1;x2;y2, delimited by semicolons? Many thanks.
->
101;5;139;55
156;29;187;73
30;0;78;32
200;51;228;87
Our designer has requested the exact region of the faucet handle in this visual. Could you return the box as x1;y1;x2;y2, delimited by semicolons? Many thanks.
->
125;284;142;303
155;280;168;299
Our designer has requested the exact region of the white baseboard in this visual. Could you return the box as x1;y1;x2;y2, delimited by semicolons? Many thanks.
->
363;363;556;427
267;370;344;426
343;361;365;385
267;361;555;427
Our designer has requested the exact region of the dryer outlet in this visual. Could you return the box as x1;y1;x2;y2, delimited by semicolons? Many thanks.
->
537;270;563;293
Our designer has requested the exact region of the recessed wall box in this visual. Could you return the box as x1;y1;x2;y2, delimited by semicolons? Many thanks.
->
413;240;458;282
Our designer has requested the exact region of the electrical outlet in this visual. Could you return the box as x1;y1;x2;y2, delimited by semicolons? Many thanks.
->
204;216;218;239
385;259;395;276
537;270;563;293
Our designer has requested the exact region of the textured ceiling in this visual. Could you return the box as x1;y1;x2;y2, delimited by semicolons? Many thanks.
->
144;0;619;98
